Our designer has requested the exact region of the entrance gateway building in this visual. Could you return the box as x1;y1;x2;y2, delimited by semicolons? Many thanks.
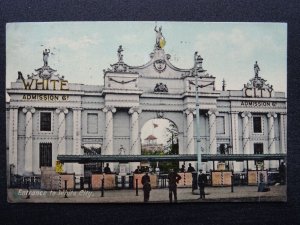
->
6;28;287;178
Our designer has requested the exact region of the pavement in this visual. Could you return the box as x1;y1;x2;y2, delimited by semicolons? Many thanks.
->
7;185;286;203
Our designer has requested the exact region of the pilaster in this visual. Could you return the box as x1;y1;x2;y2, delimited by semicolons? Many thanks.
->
56;108;69;155
185;108;195;155
103;106;116;155
280;113;287;154
268;112;277;169
208;109;218;171
129;107;142;155
22;107;35;174
72;107;83;176
9;107;19;175
241;112;252;155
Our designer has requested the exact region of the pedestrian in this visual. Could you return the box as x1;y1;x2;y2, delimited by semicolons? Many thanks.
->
142;172;151;202
168;169;181;203
104;163;111;174
180;164;185;172
198;169;207;199
134;166;142;174
187;163;195;172
279;162;286;185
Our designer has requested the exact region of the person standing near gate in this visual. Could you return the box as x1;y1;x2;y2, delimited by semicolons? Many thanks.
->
187;163;195;172
198;169;207;199
279;162;286;185
168;169;181;203
104;163;111;174
142;172;151;202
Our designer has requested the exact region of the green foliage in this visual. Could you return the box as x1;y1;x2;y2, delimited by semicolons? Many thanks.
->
143;119;180;173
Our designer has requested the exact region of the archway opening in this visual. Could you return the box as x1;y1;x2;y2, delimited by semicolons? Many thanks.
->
141;118;179;173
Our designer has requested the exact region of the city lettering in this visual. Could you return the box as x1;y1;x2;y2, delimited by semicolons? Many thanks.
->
22;79;69;91
243;88;273;98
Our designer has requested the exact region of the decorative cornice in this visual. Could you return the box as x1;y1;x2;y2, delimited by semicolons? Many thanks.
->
243;62;273;91
154;82;168;92
109;77;137;84
156;111;165;118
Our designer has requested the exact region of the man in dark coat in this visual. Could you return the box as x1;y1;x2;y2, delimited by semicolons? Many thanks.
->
141;172;151;202
279;162;286;185
103;163;111;174
134;166;142;174
168;169;181;203
198;169;207;199
187;163;195;172
180;164;185;172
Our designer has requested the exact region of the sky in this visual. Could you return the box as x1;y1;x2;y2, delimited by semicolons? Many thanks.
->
6;22;287;91
6;22;287;144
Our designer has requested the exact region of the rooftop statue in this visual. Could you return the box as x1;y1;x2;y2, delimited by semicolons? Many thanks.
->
43;49;50;66
254;61;260;77
117;45;124;62
154;26;166;49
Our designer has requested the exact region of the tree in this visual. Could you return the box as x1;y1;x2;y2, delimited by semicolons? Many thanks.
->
165;121;179;155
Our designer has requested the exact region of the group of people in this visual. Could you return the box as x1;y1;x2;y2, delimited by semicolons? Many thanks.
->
103;163;208;202
141;165;208;203
180;163;196;173
141;168;183;203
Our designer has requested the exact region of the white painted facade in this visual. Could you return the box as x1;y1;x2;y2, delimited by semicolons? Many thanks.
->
6;34;287;176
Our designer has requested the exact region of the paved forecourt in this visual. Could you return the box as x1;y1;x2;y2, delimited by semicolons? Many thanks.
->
7;185;286;203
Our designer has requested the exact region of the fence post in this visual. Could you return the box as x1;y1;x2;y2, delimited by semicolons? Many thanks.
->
64;180;68;198
231;175;234;193
136;179;138;196
101;178;104;197
26;180;30;199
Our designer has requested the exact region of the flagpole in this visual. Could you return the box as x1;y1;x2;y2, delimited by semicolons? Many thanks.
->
194;52;205;172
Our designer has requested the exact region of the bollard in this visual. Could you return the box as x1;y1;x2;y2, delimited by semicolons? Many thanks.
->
26;180;30;199
101;178;104;197
231;175;234;193
135;179;138;196
64;180;68;198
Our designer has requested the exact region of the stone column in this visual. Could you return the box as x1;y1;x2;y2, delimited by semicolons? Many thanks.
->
129;107;142;172
268;112;277;169
56;108;69;155
241;112;252;155
22;107;35;174
231;112;242;171
72;108;83;176
279;113;287;154
103;106;116;155
208;109;218;171
184;108;196;169
129;107;142;155
9;107;19;175
208;109;218;154
185;108;195;155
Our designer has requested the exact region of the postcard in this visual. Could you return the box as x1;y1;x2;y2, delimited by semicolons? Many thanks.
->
6;21;287;203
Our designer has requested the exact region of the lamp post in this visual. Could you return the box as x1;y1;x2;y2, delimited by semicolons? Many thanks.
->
194;52;206;172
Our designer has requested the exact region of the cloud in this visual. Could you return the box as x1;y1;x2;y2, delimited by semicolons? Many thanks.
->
45;35;102;50
117;34;141;46
194;28;284;62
